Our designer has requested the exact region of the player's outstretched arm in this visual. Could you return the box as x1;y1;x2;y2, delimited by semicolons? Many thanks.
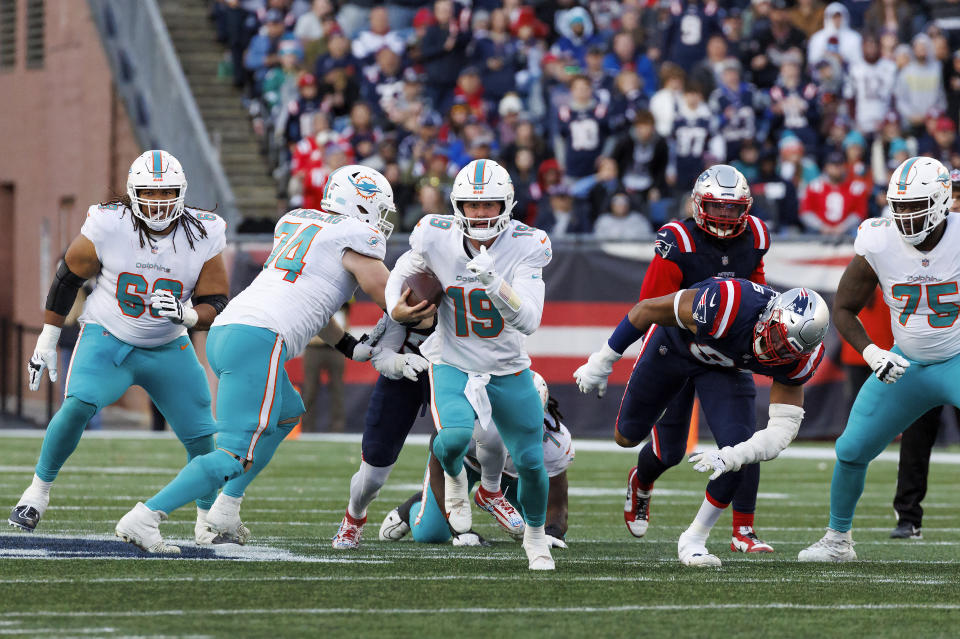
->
690;382;804;479
28;235;101;391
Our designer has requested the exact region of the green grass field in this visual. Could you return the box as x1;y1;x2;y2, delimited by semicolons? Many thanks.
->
1;433;958;638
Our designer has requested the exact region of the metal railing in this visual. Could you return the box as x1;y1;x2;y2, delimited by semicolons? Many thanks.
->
0;319;55;427
86;0;239;229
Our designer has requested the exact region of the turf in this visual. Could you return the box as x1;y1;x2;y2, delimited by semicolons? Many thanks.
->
0;434;958;638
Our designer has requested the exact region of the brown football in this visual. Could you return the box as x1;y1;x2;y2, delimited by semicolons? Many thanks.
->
405;271;445;307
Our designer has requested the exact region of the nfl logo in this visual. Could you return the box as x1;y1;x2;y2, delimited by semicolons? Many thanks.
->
921;258;930;267
721;256;729;266
151;246;159;255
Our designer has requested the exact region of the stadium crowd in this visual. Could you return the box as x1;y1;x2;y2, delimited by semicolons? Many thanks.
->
210;0;960;237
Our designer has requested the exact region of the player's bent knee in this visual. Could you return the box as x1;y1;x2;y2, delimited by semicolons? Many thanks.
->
614;429;640;448
659;447;686;467
432;428;472;463
197;450;245;484
515;448;546;475
59;396;98;427
834;435;869;465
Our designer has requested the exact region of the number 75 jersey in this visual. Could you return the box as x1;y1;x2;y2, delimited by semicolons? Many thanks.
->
398;215;552;375
855;213;960;363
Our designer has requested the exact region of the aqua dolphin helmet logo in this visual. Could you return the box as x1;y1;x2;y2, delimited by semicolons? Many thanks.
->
347;173;382;200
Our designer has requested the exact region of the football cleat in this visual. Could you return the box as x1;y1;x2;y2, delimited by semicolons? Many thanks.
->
798;530;857;562
678;530;722;567
522;527;555;571
195;509;217;545
890;522;922;539
731;526;774;553
204;494;251;545
474;486;524;540
379;508;411;541
8;505;42;532
624;466;651;538
332;510;366;549
444;468;472;534
115;502;181;555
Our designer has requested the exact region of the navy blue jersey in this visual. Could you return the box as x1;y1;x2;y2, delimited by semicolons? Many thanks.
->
557;101;610;178
663;277;824;386
654;217;769;288
671;107;717;191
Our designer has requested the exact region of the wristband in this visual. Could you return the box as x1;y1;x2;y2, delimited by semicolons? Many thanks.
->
334;333;360;359
607;315;645;355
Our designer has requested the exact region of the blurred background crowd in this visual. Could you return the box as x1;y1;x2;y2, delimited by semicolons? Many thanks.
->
210;0;960;238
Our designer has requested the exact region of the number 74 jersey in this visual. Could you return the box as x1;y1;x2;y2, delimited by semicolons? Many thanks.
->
392;215;552;375
855;213;960;363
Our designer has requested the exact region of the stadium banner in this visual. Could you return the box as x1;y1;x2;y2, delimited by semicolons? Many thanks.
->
226;239;857;438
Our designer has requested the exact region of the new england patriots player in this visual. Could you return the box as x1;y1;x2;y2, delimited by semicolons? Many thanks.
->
576;278;829;566
11;151;230;544
799;157;960;561
612;164;778;553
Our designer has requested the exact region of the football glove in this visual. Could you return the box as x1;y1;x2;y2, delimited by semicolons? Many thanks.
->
371;349;429;381
27;324;61;391
573;343;622;398
689;449;729;480
862;344;910;384
465;245;498;286
150;290;198;328
545;535;568;549
451;530;490;547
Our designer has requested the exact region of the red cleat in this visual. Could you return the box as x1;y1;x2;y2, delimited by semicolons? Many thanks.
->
731;526;774;553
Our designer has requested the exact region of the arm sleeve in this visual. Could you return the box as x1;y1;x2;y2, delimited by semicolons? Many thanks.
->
720;403;804;470
749;259;766;285
638;255;684;301
486;262;545;336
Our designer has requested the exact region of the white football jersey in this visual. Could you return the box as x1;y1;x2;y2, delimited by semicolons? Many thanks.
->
855;214;960;363
404;215;552;375
850;59;897;134
80;204;226;348
465;413;574;479
215;208;386;357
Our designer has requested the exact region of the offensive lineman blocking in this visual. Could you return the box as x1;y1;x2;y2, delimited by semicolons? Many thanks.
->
386;159;556;570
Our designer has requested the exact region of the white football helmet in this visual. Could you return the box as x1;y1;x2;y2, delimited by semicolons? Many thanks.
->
531;370;549;411
127;150;187;232
321;165;396;237
887;157;952;245
691;164;753;238
450;159;516;241
753;288;829;365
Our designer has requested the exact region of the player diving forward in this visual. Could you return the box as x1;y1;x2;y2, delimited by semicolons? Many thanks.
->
114;166;434;554
386;159;556;570
9;151;230;544
576;277;829;566
799;157;960;561
621;164;777;553
379;372;574;547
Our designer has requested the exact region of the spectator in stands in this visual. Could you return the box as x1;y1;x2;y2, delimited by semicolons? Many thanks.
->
584;156;625;227
843;130;871;181
418;0;472;115
473;8;520;106
767;51;820;150
215;0;261;90
453;67;487;123
402;183;445;231
778;132;820;196
551;7;604;68
261;39;304;116
341;102;381;161
537;182;584;236
752;147;801;231
918;117;960;166
746;0;808;90
502;116;548;168
556;75;610;179
610;109;669;216
807;3;863;68
849;35;897;140
894;34;947;138
649;63;686;139
608;70;648;134
360;47;405;120
336;0;375;40
351;7;406;63
732;139;761;183
496;94;524;148
799;150;868;235
583;44;617;102
946;51;960;125
281;73;323;147
509;6;549;106
670;80;724;196
789;0;826;38
690;34;730;99
662;0;722;70
863;0;917;45
245;9;297;94
709;58;764;162
603;31;658;99
594;192;652;240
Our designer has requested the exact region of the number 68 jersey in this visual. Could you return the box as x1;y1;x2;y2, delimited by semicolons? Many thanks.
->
79;204;226;348
388;215;552;376
214;208;386;357
855;214;960;363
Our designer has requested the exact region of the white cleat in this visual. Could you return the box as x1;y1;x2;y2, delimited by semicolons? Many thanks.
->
523;526;555;571
678;530;721;567
115;502;181;555
205;494;251;545
798;529;857;562
331;511;365;549
195;509;218;545
379;508;411;541
444;468;472;534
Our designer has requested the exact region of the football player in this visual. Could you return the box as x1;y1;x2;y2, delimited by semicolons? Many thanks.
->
10;151;230;543
379;372;574;547
114;166;434;554
616;164;777;553
386;159;556;570
799;157;960;561
576;278;829;566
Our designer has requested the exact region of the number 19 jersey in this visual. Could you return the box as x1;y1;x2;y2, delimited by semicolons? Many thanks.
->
215;208;386;357
407;215;552;375
855;214;960;363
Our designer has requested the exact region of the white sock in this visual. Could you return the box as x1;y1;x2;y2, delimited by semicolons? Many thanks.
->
212;493;243;518
685;496;726;544
524;524;545;544
474;435;506;493
826;527;852;542
347;461;393;520
29;474;52;497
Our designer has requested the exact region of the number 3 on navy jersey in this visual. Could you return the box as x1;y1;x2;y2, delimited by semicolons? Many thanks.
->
447;287;504;338
264;221;323;283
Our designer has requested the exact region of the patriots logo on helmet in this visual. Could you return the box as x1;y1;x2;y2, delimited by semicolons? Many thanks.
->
786;289;810;315
347;174;382;200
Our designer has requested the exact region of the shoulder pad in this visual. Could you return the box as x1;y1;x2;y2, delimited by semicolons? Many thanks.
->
655;221;696;259
691;278;742;339
782;343;825;385
854;217;894;257
745;215;770;251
